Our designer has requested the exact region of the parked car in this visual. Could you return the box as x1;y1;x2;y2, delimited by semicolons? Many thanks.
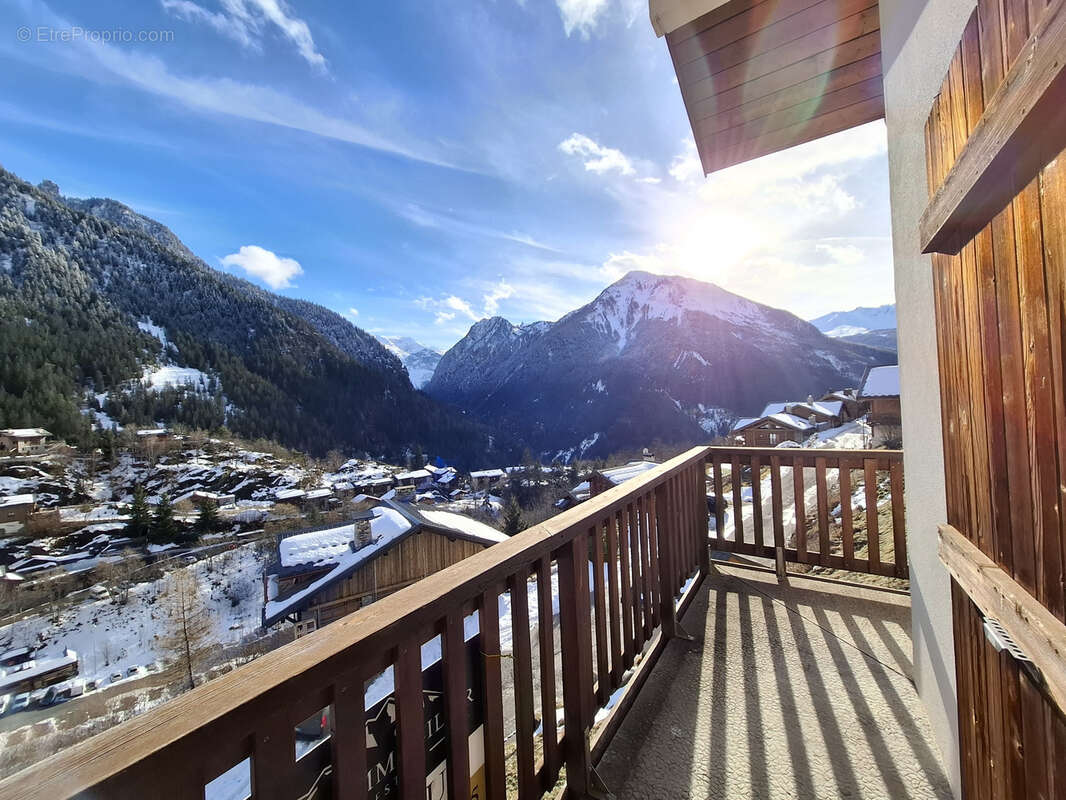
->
181;555;197;565
68;679;85;698
10;693;31;714
110;672;123;684
40;683;71;707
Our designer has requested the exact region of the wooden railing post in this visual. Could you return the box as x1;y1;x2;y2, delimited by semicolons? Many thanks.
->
697;461;711;578
654;484;678;640
558;533;596;798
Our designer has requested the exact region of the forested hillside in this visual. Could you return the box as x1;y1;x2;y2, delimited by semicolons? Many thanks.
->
0;168;511;466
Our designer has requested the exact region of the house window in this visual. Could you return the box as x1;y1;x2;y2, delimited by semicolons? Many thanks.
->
769;433;778;445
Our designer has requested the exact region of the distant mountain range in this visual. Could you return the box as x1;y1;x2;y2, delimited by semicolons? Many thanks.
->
810;303;897;354
376;336;442;389
426;271;894;461
0;167;510;466
810;304;896;337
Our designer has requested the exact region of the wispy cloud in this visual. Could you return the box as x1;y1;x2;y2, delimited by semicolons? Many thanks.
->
220;244;303;288
5;1;464;170
416;280;515;325
161;0;327;71
558;133;634;176
395;202;562;252
556;0;610;38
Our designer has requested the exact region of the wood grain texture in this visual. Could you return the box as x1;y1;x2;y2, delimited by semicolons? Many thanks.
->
921;0;1066;253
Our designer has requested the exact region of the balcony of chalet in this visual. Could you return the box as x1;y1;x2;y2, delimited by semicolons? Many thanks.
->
0;447;953;800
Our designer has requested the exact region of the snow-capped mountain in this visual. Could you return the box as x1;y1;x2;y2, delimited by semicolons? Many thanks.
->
426;271;893;460
810;304;896;337
376;336;443;389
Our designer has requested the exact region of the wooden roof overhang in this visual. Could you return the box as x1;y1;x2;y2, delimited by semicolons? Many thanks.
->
651;0;885;174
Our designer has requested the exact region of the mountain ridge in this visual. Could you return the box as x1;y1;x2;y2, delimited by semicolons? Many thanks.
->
0;168;510;466
427;271;893;460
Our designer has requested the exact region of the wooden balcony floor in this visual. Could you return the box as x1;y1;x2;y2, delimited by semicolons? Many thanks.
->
597;564;953;800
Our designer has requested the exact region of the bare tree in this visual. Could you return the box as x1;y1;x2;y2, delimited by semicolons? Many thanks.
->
100;548;144;604
160;570;212;691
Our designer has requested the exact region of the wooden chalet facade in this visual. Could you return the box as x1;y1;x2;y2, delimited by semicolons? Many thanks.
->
263;500;506;634
859;365;901;443
0;428;51;455
731;413;814;446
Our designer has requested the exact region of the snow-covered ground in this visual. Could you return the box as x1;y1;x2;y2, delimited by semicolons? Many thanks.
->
0;543;267;688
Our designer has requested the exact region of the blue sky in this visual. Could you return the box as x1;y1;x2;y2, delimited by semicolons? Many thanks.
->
0;0;895;351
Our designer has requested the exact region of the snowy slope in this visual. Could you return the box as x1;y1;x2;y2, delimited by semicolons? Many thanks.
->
810;304;896;337
428;271;891;459
376;336;443;389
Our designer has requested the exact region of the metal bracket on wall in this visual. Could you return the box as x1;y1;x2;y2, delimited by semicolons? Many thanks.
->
983;615;1043;687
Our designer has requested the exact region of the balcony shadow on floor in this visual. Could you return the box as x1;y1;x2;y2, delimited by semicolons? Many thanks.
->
595;565;953;800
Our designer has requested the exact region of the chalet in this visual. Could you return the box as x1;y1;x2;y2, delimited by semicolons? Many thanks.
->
469;468;506;489
274;488;306;504
0;649;78;694
820;389;866;422
262;500;507;633
860;365;902;444
731;413;816;447
0;494;36;533
0;645;35;669
331;481;355;499
0;428;51;455
393;469;432;490
570;460;662;503
188;491;235;507
302;488;334;509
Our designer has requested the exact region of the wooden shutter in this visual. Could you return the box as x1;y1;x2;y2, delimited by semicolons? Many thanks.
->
923;0;1066;797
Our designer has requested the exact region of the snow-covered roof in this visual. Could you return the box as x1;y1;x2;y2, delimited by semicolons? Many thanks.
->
332;481;354;491
418;509;508;544
395;469;431;482
731;417;759;432
470;469;506;479
0;494;35;508
0;428;50;439
860;365;900;398
602;461;661;485
303;488;333;500
0;649;77;693
263;501;505;627
135;428;168;437
275;488;306;501
759;402;789;417
767;413;816;432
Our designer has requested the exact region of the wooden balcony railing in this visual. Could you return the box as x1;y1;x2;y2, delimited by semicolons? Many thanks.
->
706;446;907;579
0;447;711;800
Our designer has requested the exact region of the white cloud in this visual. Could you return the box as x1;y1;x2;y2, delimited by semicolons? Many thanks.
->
816;242;865;265
559;133;635;176
556;0;610;38
161;0;327;70
637;176;662;184
668;140;702;183
220;245;303;289
347;307;359;316
417;280;516;325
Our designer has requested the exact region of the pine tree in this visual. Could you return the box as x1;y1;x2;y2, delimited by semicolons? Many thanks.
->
126;484;152;540
503;496;523;536
151;493;180;543
193;498;220;536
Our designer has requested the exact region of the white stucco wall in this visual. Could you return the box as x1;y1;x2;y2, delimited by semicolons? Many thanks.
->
879;0;974;796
